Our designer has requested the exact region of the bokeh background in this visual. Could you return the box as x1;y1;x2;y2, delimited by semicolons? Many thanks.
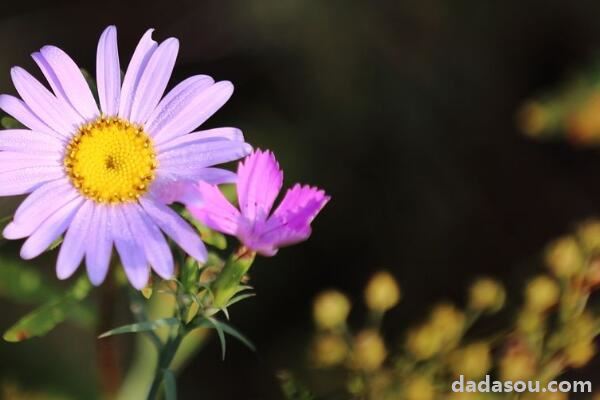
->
1;0;600;399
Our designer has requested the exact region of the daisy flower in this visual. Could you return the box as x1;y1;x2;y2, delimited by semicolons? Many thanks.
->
187;150;329;256
0;26;251;289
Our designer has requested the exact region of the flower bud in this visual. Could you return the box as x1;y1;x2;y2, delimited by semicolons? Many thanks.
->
313;290;351;330
406;323;443;360
516;309;545;334
524;275;560;313
499;348;537;381
468;278;505;313
545;236;583;278
311;333;348;367
565;340;596;368
449;342;492;379
405;376;435;400
352;330;387;371
364;271;401;312
430;303;465;347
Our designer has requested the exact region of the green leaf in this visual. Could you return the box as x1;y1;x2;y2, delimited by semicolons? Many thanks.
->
0;257;59;304
3;276;93;342
226;292;256;308
1;116;24;129
163;369;177;400
98;317;179;339
190;317;255;355
278;371;316;400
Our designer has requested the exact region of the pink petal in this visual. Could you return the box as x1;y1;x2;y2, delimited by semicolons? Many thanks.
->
187;182;241;236
237;150;283;223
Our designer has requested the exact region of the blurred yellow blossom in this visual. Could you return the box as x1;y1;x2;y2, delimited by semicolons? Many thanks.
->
313;290;351;330
404;376;435;400
364;271;401;312
351;330;387;371
516;309;545;334
468;278;505;313
518;101;549;138
567;92;600;144
430;303;466;347
545;236;583;278
311;333;348;367
406;323;444;360
565;340;596;368
499;347;537;381
448;341;492;379
586;257;600;288
577;220;600;252
525;275;560;312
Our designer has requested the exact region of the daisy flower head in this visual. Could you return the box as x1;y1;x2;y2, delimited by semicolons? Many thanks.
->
187;150;330;256
0;26;251;289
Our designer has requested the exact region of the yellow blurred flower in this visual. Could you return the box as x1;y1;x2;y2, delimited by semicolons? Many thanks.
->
516;309;545;334
448;342;492;379
586;257;600;288
311;333;348;367
518;101;549;138
468;278;505;313
524;275;560;312
404;376;435;400
565;340;596;368
523;392;568;400
499;348;537;381
406;323;444;360
352;330;387;371
364;271;401;312
567;92;600;145
545;236;583;278
577;220;600;252
430;303;466;347
313;290;351;330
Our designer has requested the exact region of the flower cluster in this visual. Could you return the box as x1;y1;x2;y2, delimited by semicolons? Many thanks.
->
301;221;600;400
0;26;329;290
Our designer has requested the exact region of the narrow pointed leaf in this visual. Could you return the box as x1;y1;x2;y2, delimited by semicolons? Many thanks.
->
98;317;179;339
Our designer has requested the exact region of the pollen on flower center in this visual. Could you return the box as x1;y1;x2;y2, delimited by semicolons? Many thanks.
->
64;117;157;203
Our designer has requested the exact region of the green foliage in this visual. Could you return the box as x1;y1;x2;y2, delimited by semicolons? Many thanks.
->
278;371;316;400
0;257;59;304
98;317;179;339
163;370;177;400
0;116;24;129
3;276;94;342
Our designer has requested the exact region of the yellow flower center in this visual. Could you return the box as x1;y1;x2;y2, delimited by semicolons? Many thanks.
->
64;117;157;204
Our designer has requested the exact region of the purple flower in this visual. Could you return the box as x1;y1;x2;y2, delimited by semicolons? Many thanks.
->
0;26;251;289
187;150;330;256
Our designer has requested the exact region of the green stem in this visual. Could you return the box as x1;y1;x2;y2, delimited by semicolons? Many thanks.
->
147;330;185;400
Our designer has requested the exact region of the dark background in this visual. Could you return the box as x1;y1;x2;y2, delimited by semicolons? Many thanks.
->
1;0;600;398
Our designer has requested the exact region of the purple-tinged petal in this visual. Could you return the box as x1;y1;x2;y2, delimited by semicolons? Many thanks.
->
257;184;330;252
158;139;252;170
0;153;61;175
151;80;234;145
111;206;150;290
5;183;78;239
119;29;157;119
126;204;174;279
96;26;121;116
20;196;84;260
128;38;179;124
157;127;244;152
33;46;100;121
237;150;283;222
0;94;60;138
56;200;94;280
0;166;64;196
145;75;214;137
0;129;64;153
86;205;112;286
11;67;82;136
149;177;200;205
187;182;241;236
139;197;207;262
